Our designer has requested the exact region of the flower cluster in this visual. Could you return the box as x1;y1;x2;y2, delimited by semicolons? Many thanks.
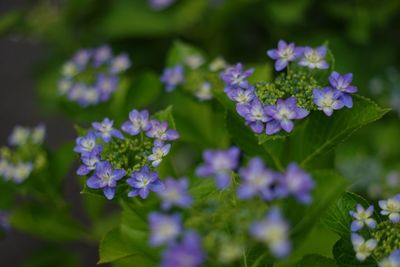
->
221;40;359;135
349;194;400;263
195;147;314;258
0;124;46;183
161;53;227;101
74;109;179;200
58;45;131;107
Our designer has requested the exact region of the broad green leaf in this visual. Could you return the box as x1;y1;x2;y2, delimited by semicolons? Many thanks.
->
112;254;155;267
295;254;337;267
321;192;381;238
99;228;136;264
333;238;377;267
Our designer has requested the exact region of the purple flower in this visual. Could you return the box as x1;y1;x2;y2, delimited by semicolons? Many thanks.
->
267;40;303;71
93;45;112;67
148;140;171;167
92;118;124;143
158;177;192;210
161;65;184;92
127;166;164;199
237;158;277;200
146;120;179;141
265;97;309;135
250;208;291;258
379;250;400;267
86;161;126;200
149;0;175;10
236;99;270;134
313;87;345;116
379;194;400;223
349;204;377;232
225;86;256;104
77;149;100;176
351;234;377;261
196;147;240;189
149;212;181;247
298;46;329;69
74;131;102;155
73;49;91;68
95;75;118;101
329;71;358;108
110;53;131;74
121;109;151;136
220;63;253;89
279;163;314;204
161;231;205;267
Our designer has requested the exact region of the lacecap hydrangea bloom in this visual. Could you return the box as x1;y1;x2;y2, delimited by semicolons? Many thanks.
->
267;40;303;71
379;194;400;223
349;204;377;231
58;45;131;107
158;177;192;210
148;212;182;247
74;108;179;200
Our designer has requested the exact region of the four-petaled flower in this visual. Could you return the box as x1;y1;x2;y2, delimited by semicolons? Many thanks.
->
74;131;102;155
351;233;377;261
95;75;118;101
250;208;291;258
127;166;164;199
378;250;400;267
77;149;100;176
379;194;400;223
161;65;184;92
298;46;329;69
267;40;303;71
196;147;240;189
92;118;124;143
313;87;345;116
237;157;277;200
158;177;192;210
161;231;205;267
121;109;151;136
86;161;126;200
237;99;270;134
110;53;131;74
225;86;256;105
148;140;171;167
279;163;314;204
149;212;181;247
349;204;377;232
328;71;358;108
220;63;254;89
265;97;309;135
146;120;179;141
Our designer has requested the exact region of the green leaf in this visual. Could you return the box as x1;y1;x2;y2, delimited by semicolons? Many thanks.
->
295;254;337;267
166;40;205;66
333;238;377;267
48;141;76;186
153;105;176;129
321;192;381;238
112;255;156;267
99;228;136;264
125;72;162;110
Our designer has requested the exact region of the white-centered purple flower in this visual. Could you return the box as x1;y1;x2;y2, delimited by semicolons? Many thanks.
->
158;177;192;210
121;109;151;136
329;71;358;108
184;54;205;70
220;63;254;89
77;149;100;176
250;208;291;258
149;0;176;10
236;99;270;134
267;40;303;71
161;231;205;267
146;120;179;141
86;161;126;200
265;97;309;135
313;87;345;116
127;166;164;199
237;158;277;200
92;118;124;143
74;131;102;155
148;140;171;167
349;204;377;232
379;250;400;267
279;163;314;204
225;86;256;105
351;233;377;261
161;65;184;92
149;212;181;247
73;49;91;68
379;194;400;223
196;147;240;189
194;82;213;101
298;46;329;70
95;75;118;101
110;53;131;74
93;45;112;67
8;126;30;146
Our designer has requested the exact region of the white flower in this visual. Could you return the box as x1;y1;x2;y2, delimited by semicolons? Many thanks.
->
351;234;377;261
